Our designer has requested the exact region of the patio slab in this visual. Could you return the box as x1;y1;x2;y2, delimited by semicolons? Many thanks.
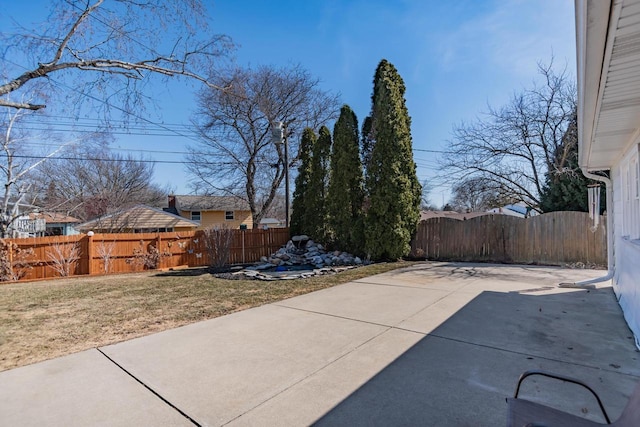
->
313;334;638;426
100;303;389;426
429;288;640;375
227;328;423;427
275;281;451;326
1;263;638;426
0;349;192;427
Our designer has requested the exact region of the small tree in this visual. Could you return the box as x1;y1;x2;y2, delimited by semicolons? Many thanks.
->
304;126;332;242
0;239;34;281
203;226;234;269
96;241;116;274
126;241;168;270
327;105;365;254
365;60;421;260
290;128;316;236
47;242;81;277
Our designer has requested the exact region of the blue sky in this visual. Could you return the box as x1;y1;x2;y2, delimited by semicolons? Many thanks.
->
1;0;576;205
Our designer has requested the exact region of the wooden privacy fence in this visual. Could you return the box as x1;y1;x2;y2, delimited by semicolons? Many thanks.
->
411;211;607;266
1;228;290;282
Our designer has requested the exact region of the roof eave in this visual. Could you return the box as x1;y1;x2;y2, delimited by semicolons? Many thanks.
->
575;0;614;170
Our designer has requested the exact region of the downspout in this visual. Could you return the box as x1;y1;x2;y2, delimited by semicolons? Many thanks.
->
559;170;614;288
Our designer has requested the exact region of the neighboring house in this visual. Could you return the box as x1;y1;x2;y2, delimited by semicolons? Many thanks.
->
10;215;46;238
259;217;286;229
165;195;253;230
420;210;493;221
30;212;81;236
2;201;45;238
576;0;640;345
487;204;538;218
76;205;200;233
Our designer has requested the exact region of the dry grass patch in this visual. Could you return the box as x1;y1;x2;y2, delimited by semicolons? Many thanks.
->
0;261;417;371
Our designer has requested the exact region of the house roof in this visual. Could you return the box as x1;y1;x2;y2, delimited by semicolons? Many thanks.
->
576;0;640;170
420;211;493;221
259;218;284;224
174;195;250;212
29;212;81;224
76;205;200;231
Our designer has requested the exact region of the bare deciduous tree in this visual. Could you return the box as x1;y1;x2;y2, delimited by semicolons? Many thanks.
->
187;65;340;228
1;0;231;113
441;62;576;211
37;142;168;221
448;177;516;212
0;107;76;236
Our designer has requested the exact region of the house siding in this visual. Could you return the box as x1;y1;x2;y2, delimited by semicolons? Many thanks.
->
611;143;640;348
180;210;253;229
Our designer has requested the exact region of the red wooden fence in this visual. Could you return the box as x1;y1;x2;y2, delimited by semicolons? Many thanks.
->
1;228;290;282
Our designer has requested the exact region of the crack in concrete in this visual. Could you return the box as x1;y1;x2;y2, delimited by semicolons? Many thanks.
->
96;348;201;427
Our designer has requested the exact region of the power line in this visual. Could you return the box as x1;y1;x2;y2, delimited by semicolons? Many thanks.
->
413;148;450;154
6;153;276;167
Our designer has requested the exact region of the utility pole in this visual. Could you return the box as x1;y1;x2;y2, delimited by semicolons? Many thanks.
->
272;121;290;228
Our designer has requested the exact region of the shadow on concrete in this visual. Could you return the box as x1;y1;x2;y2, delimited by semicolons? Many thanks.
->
313;288;639;426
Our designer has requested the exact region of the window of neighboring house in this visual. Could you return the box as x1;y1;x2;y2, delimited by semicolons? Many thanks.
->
134;227;174;233
191;211;201;222
225;211;234;220
621;144;640;240
46;226;63;236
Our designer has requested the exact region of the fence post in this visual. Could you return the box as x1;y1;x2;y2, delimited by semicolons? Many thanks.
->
8;239;14;279
156;233;162;269
86;234;94;275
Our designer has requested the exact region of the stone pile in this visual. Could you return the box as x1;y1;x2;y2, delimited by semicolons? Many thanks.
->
237;235;365;280
258;235;363;269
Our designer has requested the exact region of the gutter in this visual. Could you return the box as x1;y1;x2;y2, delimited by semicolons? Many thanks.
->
559;170;613;288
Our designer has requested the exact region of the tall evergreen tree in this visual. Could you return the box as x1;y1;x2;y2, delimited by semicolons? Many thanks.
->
361;115;374;175
304;126;332;242
327;105;365;254
290;128;316;236
539;112;606;212
365;59;421;260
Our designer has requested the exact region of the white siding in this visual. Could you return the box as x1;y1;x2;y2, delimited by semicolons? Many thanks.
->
613;143;640;348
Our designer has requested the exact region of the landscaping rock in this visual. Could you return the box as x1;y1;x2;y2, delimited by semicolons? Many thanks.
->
238;235;370;280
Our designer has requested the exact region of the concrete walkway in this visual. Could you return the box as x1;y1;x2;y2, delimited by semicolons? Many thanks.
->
1;263;639;426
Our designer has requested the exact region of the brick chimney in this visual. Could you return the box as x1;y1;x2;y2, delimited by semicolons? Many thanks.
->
168;195;176;209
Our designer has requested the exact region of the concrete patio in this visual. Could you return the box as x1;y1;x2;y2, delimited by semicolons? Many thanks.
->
1;262;638;426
